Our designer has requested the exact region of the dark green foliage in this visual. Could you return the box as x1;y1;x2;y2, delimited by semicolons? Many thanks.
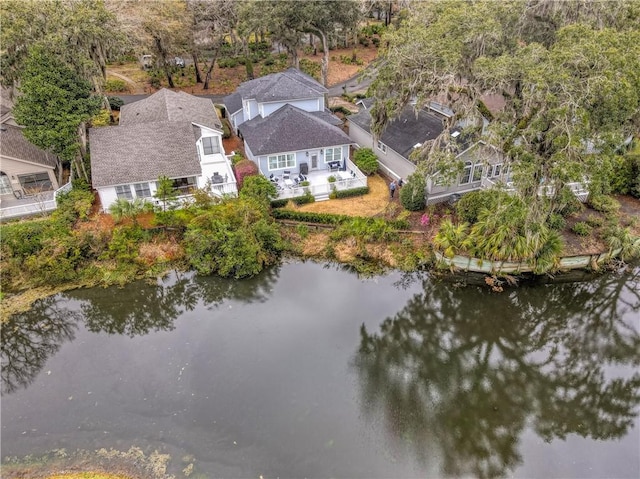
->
107;96;125;111
353;148;378;175
400;173;426;211
184;199;283;278
240;175;278;204
610;152;640;198
222;119;231;138
556;187;584;217
334;186;370;199
53;187;95;223
588;194;621;214
476;100;494;121
0;219;52;259
104;225;147;262
329;105;353;116
13;46;101;164
547;213;566;231
572;222;592;236
456;190;510;224
154;175;178;212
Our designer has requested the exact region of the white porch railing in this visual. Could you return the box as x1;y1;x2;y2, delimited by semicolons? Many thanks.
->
276;159;368;199
481;177;589;202
0;182;71;220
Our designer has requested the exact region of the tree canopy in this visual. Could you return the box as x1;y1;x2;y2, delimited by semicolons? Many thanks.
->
369;0;640;222
13;47;101;180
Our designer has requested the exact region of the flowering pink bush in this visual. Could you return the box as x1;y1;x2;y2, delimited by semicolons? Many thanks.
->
234;160;259;190
420;214;430;226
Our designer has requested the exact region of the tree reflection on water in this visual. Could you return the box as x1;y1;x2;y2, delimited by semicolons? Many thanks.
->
1;266;281;395
354;268;640;478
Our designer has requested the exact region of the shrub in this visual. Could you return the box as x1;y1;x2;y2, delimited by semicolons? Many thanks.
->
299;58;320;80
271;209;409;230
329;105;352;116
456;190;500;224
400;173;426;211
240;175;277;203
0;219;52;258
546;213;566;231
233;159;259;190
588;194;620;214
222;119;231;138
104;78;129;93
572;221;592;236
353;148;378;175
91;109;111;127
328;175;337;183
334;186;369;199
184;199;282;278
230;152;244;165
107;96;124;111
585;215;605;228
556;187;584;217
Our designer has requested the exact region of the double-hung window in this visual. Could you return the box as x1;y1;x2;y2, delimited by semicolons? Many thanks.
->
324;147;342;163
492;163;502;178
268;153;295;170
115;185;133;200
459;162;472;185
202;136;220;155
134;182;152;198
472;164;484;182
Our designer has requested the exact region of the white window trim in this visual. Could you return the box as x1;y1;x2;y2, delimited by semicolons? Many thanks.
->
472;164;484;182
267;153;296;171
492;163;503;178
115;184;133;200
377;140;387;153
324;147;342;164
202;136;221;155
134;182;152;198
459;161;473;185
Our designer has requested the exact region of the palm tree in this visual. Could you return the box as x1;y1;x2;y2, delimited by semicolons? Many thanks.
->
108;198;146;225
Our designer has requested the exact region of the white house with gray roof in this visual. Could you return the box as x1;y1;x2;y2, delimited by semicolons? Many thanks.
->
224;68;329;134
224;69;367;200
90;89;236;211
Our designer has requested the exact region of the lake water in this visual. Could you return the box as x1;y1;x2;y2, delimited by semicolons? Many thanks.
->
2;261;639;478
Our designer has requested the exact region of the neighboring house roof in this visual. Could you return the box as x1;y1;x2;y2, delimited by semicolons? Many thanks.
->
309;109;343;126
120;88;222;131
232;68;327;105
240;104;352;156
349;105;445;159
90;121;201;188
0;124;58;168
224;91;243;116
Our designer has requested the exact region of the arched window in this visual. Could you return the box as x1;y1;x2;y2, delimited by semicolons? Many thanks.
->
0;172;12;195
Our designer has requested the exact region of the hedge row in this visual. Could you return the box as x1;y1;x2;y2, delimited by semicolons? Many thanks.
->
270;194;315;208
271;209;410;230
334;186;369;199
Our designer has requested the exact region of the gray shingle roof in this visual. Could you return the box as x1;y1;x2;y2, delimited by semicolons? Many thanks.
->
240;104;352;156
90;121;201;188
223;92;243;116
310;109;343;126
120;89;222;131
349;104;444;159
236;68;327;103
0;124;58;168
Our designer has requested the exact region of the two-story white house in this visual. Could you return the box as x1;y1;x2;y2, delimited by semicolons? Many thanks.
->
90;89;236;212
224;69;366;200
